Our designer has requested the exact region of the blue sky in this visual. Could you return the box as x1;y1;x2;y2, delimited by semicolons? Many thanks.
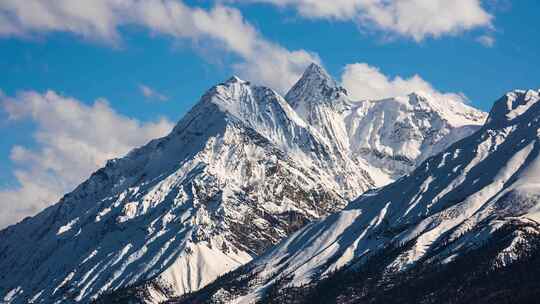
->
0;0;539;227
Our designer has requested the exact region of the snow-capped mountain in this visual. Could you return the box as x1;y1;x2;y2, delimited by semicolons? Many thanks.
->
0;76;364;303
345;91;486;180
286;63;486;183
178;89;540;304
0;64;486;304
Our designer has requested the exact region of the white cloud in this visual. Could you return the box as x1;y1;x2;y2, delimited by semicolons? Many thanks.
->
476;35;495;47
139;84;169;101
341;63;466;102
0;0;123;41
0;0;317;92
0;90;173;228
233;44;319;93
234;0;493;41
243;0;361;19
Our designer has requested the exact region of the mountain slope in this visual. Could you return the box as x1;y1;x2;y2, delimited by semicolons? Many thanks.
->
0;76;372;304
345;91;486;179
177;89;540;304
0;64;488;304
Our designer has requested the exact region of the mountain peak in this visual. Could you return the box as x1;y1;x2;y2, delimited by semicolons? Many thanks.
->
296;62;339;90
285;63;347;110
193;75;254;116
224;75;246;84
487;89;540;127
302;62;333;81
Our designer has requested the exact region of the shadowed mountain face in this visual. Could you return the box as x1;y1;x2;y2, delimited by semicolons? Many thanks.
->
0;64;486;304
174;90;540;304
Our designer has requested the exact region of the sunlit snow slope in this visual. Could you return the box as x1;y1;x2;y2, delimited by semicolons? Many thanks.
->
181;89;540;304
0;75;370;303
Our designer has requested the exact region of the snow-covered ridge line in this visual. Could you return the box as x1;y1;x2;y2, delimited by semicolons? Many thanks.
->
0;63;488;304
286;63;487;182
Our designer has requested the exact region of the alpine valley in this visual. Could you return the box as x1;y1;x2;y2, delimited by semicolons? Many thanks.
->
7;63;537;304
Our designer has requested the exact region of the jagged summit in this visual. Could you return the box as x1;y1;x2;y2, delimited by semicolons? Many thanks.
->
285;63;348;110
301;63;336;86
223;75;246;84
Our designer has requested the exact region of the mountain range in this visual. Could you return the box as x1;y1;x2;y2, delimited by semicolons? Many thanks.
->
3;63;524;304
174;88;540;304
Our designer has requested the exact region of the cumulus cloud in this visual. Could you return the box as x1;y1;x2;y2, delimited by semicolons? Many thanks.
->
0;0;123;41
139;84;169;101
234;0;493;41
341;63;466;102
0;90;173;228
0;0;317;92
476;35;495;47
